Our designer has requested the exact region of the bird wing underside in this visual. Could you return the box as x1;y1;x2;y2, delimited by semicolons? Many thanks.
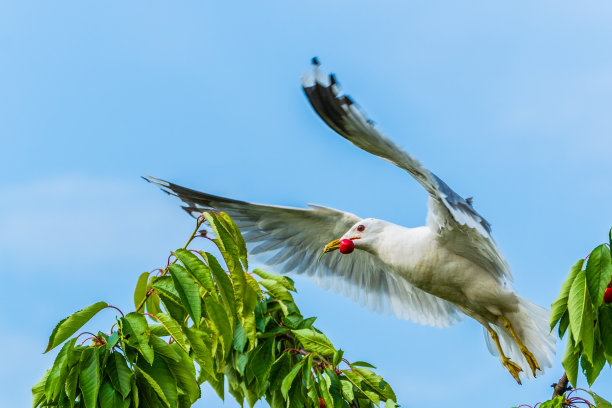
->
144;176;463;327
301;59;512;283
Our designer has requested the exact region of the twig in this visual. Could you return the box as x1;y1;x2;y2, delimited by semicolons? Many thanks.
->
552;372;569;398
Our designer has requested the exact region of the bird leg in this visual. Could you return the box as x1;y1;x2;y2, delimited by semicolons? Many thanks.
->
486;325;523;384
501;316;541;376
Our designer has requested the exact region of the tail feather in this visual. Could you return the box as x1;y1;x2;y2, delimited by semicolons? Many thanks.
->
484;298;556;381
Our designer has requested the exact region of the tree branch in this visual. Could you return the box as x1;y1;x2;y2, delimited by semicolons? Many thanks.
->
551;372;569;398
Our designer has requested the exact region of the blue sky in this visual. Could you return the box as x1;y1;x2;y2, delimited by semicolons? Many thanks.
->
2;1;612;406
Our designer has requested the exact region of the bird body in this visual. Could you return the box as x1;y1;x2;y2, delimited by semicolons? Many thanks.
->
146;59;555;383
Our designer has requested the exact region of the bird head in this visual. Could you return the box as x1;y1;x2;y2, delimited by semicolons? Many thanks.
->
319;218;382;259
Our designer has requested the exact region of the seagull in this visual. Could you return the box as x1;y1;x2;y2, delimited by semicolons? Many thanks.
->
145;58;554;383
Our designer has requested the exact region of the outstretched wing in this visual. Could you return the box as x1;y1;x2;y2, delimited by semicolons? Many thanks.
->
302;58;511;283
144;176;463;327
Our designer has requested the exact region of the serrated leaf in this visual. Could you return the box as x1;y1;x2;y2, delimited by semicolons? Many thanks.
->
203;212;242;274
562;333;579;388
205;297;232;358
45;338;74;401
168;264;202;327
233;322;247;352
107;352;132;399
155;313;190;353
581;341;607;386
317;371;334;408
134;272;150;311
150;335;180;361
292;329;336;355
139;356;178;408
121;313;154;365
32;369;50;408
242;283;258;349
200;251;236;318
558;312;570;338
65;364;79;407
350;361;376;369
259;279;293;302
303;353;314;388
174;249;217;297
166;343;201;404
586;245;612;309
587;391;612;408
252;268;295;291
99;380;130;408
550;259;584;331
183;327;215;378
218;211;248;271
146;293;163;316
135;366;172;408
568;269;595;360
79;347;101;408
281;359;305;399
45;301;108;353
352;367;396;401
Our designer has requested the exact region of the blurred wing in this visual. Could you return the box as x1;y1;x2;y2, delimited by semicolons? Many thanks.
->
302;58;511;282
144;176;463;327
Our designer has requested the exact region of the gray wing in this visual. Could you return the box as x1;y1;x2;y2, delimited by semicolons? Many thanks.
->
302;58;511;283
144;176;463;327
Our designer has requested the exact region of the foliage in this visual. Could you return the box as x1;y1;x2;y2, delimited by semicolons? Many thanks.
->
549;228;612;389
33;212;398;408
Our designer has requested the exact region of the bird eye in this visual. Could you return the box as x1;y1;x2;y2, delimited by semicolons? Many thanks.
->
357;224;365;232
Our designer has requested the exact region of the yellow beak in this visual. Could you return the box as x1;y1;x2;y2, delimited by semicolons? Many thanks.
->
318;238;342;262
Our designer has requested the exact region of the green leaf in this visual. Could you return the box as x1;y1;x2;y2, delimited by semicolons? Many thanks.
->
292;328;336;355
568;269;595;361
150;335;180;361
121;313;154;365
352;367;396;401
385;399;399;408
107;332;119;349
316;371;334;408
233;322;247;352
562;333;580;388
45;338;74;401
302;353;314;388
135;366;172;408
151;276;186;322
168;264;202;327
183;327;215;378
99;380;130;408
586;245;612;309
269;353;291;391
539;396;564;408
587;391;612;408
558;312;570;338
332;349;344;368
32;369;50;408
65;364;79;407
45;301;108;353
350;361;376;369
600;306;612;357
155;313;190;353
146;293;163;316
79;347;101;408
138;356;178;408
203;212;242;274
241;283;258;349
166;343;201;404
134;272;150;310
252;268;295;291
107;352;132;399
174;249;217;296
205;297;232;358
550;259;584;331
200;251;236;318
281;359;305;399
218;211;248;271
259;279;294;302
581;343;607;386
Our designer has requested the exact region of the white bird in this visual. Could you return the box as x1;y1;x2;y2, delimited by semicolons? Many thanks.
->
145;58;554;383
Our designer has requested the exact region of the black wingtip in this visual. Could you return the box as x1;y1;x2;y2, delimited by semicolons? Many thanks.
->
311;57;320;66
141;175;152;183
329;74;337;86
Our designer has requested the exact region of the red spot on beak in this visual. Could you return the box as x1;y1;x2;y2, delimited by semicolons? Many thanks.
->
339;239;354;254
